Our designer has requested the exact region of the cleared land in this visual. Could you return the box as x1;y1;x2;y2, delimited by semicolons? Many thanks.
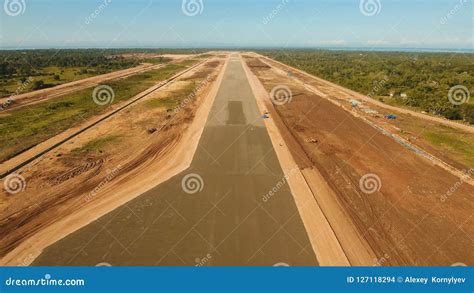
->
28;55;318;266
0;55;225;264
1;51;472;267
243;54;474;266
0;54;194;111
0;63;158;111
256;53;474;172
260;50;474;125
242;55;351;266
0;58;201;164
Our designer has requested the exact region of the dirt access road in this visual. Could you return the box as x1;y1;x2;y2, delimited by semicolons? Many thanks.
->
0;56;224;266
33;55;319;266
244;54;474;266
0;55;193;112
256;54;474;135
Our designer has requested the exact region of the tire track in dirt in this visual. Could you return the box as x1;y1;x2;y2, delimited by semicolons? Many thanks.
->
0;58;210;179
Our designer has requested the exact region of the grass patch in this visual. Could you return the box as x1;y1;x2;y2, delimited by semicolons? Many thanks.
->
145;82;198;110
145;98;179;109
72;135;121;153
1;67;112;98
0;59;199;162
423;128;474;167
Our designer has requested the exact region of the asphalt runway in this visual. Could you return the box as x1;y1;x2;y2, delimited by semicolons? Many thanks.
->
33;55;318;266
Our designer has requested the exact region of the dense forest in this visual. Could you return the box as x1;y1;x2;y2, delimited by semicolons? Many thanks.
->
0;49;205;76
260;50;474;124
0;49;136;77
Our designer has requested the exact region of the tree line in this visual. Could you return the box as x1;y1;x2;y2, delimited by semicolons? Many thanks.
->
260;49;474;124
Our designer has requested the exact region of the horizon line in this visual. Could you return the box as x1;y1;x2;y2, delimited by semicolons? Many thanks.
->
0;46;473;54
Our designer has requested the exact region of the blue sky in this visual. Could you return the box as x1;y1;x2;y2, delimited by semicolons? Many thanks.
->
0;0;472;49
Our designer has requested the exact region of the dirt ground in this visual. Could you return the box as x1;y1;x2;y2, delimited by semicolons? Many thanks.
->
119;53;195;60
256;53;474;171
257;54;474;135
242;55;351;266
0;57;208;176
30;54;320;267
243;55;474;266
0;55;226;265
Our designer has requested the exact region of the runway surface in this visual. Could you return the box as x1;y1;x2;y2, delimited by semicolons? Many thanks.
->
33;55;318;266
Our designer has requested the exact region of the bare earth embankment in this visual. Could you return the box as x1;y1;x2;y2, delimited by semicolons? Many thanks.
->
0;54;228;266
243;54;474;266
30;54;319;267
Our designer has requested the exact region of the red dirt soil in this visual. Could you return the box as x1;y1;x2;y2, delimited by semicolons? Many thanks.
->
244;55;474;266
